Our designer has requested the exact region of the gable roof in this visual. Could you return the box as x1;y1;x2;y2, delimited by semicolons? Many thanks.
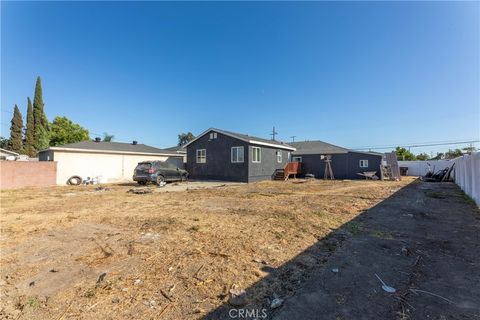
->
40;141;180;157
184;128;296;151
290;140;349;155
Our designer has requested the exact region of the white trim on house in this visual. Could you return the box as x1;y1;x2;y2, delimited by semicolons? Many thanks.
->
231;146;244;163
196;149;206;163
252;147;261;163
360;159;369;168
183;128;296;151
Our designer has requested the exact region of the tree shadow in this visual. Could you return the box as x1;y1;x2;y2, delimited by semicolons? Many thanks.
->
202;180;423;320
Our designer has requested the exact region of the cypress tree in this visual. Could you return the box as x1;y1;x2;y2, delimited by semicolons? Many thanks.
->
24;97;36;157
33;76;49;150
8;105;23;153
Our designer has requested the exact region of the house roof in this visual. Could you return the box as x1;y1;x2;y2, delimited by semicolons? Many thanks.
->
0;148;20;156
290;140;349;155
39;141;181;157
291;141;384;157
164;145;187;153
184;128;296;151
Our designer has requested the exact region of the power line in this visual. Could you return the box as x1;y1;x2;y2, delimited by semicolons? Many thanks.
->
350;140;480;151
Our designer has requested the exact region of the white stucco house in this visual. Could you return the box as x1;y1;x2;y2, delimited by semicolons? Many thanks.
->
38;140;184;185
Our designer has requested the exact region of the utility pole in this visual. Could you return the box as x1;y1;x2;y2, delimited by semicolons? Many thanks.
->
270;126;278;141
290;136;296;142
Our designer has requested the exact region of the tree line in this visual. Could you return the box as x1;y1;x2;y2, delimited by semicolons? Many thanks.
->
2;77;90;157
395;146;476;161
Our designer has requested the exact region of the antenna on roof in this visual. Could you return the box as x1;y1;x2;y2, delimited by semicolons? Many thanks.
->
290;136;297;142
270;126;278;141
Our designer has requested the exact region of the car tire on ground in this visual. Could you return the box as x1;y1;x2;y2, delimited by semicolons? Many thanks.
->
67;175;82;185
156;175;165;186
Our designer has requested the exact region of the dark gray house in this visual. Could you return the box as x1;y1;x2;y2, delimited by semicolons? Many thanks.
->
290;141;383;179
184;128;295;182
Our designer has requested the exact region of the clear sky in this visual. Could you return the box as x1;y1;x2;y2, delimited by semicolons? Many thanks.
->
1;1;479;154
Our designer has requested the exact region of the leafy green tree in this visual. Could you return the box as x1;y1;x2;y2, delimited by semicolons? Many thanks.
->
103;132;114;142
23;97;36;156
445;149;463;159
0;136;9;149
415;153;429;161
178;132;195;146
462;145;477;154
49;116;90;146
33;76;50;150
8;105;23;153
431;152;444;160
395;147;416;161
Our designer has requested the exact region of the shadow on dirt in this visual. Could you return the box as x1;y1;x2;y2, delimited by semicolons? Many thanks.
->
203;180;480;320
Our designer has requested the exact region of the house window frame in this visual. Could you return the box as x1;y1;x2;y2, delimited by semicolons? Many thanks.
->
196;149;206;163
231;146;244;163
252;147;261;163
292;156;302;163
359;159;368;168
276;150;282;163
209;132;218;140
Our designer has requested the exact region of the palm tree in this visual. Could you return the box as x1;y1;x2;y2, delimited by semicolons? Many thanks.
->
103;132;114;142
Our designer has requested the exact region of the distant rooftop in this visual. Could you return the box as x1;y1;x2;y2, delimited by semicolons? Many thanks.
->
42;140;180;156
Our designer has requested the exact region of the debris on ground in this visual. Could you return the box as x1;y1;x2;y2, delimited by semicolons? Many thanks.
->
96;272;107;287
111;297;120;304
375;274;396;293
331;268;339;273
270;294;284;309
95;186;110;192
229;286;248;306
127;188;153;194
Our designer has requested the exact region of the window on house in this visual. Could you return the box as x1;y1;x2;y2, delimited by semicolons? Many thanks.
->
360;160;368;168
252;147;261;163
276;150;282;163
231;146;244;163
292;156;302;163
209;132;217;140
196;149;206;163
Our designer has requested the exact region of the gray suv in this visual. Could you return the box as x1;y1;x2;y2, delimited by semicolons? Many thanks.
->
133;161;188;185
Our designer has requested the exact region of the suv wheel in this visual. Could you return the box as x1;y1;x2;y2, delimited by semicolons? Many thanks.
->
156;175;165;186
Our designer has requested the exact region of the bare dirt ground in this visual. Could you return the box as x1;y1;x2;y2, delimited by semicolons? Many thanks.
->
1;177;477;319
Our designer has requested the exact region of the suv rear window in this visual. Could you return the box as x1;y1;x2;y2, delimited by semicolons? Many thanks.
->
136;163;152;170
158;162;177;169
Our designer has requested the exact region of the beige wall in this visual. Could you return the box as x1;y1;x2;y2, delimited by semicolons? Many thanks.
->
52;151;181;185
0;161;57;189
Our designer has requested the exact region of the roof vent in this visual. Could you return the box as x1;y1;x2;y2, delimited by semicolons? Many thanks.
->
94;137;101;142
132;140;138;145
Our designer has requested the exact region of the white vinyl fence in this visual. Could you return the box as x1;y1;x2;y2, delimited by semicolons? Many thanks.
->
399;153;479;207
398;160;454;177
454;152;479;207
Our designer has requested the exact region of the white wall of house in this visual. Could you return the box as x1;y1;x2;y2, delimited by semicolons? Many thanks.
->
51;150;180;185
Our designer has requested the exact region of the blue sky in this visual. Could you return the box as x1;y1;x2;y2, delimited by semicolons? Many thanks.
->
1;1;479;154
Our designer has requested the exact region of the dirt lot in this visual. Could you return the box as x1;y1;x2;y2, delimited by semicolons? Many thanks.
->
1;178;478;319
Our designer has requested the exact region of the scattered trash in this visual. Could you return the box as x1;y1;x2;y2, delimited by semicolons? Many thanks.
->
194;307;205;314
401;247;409;256
331;268;339;273
111;297;120;304
128;188;153;194
134;279;142;285
375;273;396;293
29;281;35;287
252;258;268;265
95;186;110;192
270;294;284;309
229;286;248;306
305;173;315;179
83;177;98;185
49;268;59;273
96;272;107;287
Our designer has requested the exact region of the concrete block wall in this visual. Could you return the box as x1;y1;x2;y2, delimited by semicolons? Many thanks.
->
0;161;57;189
